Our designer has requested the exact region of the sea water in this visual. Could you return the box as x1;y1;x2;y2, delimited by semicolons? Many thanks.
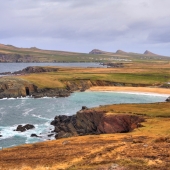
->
0;91;168;148
0;62;105;73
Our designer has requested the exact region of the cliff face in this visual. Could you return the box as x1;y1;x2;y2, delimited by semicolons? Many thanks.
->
0;78;153;99
0;66;155;99
64;79;151;92
51;107;144;139
0;77;37;98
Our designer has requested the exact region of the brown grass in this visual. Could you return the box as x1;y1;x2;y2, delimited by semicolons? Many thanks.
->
1;132;170;170
1;101;170;169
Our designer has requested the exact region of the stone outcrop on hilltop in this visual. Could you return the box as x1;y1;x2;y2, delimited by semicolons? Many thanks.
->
144;50;158;56
116;50;127;54
89;49;106;54
51;107;144;139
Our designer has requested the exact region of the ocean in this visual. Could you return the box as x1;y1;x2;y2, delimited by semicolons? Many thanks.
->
0;91;168;148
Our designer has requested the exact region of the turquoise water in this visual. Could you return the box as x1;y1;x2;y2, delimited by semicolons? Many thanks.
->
0;91;168;148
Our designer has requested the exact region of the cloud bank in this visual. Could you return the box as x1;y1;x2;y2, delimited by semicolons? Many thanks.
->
0;0;170;55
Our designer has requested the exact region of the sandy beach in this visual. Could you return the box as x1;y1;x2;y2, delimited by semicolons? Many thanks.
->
88;86;170;95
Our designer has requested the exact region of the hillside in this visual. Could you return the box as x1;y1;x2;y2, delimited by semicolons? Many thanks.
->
144;50;158;56
0;44;170;63
0;102;170;170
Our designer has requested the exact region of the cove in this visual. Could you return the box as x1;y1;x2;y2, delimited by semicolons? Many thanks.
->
0;91;168;148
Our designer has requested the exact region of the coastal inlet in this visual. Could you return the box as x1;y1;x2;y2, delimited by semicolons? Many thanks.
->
0;91;168;148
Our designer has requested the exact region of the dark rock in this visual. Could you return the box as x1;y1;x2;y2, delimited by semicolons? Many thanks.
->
0;72;12;75
16;124;35;132
13;66;58;74
166;96;170;102
51;108;144;139
0;77;38;99
31;134;39;137
103;63;124;68
89;49;106;54
48;134;54;137
82;106;88;110
0;135;2;137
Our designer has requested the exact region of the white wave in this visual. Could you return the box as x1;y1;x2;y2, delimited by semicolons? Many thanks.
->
93;91;169;97
31;114;51;121
0;98;8;100
22;108;35;116
0;96;32;101
114;91;169;97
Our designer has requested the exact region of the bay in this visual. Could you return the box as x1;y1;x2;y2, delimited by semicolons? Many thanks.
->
0;91;168;148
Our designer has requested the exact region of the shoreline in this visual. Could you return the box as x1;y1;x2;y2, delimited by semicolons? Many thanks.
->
88;86;170;96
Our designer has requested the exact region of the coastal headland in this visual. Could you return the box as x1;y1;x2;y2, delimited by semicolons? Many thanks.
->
0;102;170;170
0;59;170;169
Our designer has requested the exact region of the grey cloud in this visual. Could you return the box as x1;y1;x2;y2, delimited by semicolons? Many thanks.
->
0;0;170;55
148;29;170;43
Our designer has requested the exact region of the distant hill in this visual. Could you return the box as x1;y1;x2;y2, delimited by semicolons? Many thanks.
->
0;43;169;63
89;49;107;54
144;50;158;56
116;50;127;54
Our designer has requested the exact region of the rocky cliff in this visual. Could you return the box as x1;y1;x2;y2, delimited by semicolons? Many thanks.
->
51;107;144;139
0;77;153;99
0;66;157;99
0;77;72;99
0;77;37;98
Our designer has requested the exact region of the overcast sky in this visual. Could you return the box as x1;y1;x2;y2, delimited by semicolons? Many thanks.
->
0;0;170;55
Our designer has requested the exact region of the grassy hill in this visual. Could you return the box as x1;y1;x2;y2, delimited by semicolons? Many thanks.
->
0;43;170;63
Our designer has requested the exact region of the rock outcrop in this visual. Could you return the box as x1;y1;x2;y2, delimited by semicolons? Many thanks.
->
166;96;170;102
15;124;35;132
0;76;154;99
51;107;144;139
0;77;37;99
30;134;39;137
116;50;127;54
144;50;158;56
101;63;124;68
0;76;70;99
13;66;58;74
89;49;106;54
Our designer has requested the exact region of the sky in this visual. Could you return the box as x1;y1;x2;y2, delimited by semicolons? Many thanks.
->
0;0;170;56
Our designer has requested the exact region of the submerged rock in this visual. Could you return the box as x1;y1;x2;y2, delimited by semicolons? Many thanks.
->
30;134;39;137
51;106;144;139
16;124;35;132
166;96;170;102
